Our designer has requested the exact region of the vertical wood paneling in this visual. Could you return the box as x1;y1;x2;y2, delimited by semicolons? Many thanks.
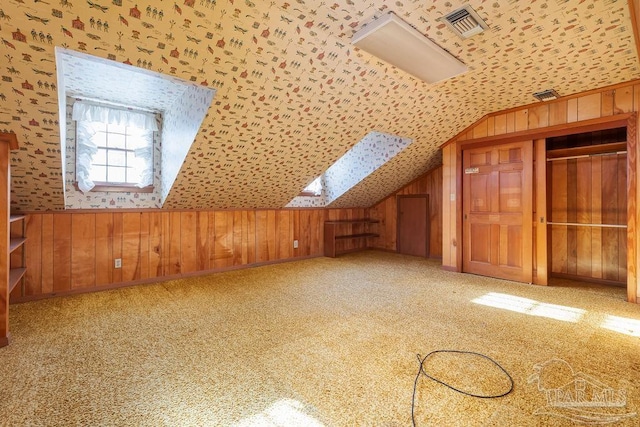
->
112;213;123;284
577;93;602;121
277;210;292;260
515;110;529;131
122;212;141;282
549;153;627;284
567;98;578;123
180;211;197;274
139;213;150;281
473;119;488;138
529;105;549;129
549;101;568;126
95;213;113;286
24;214;42;296
245;211;256;264
493;114;507;135
40;214;54;294
618;154;628;281
487;116;495;137
602;156;620;281
614;85;634;113
168;212;181;275
196;211;209;271
550;161;568;273
576;158;592;277
372;166;442;257
214;211;232;269
22;207;350;299
591;157;603;279
149;212;163;278
71;214;97;289
506;112;516;133
601;89;615;117
232;210;244;266
53;214;72;292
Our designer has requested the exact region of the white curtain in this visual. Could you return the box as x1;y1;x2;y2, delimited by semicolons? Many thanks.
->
72;101;158;131
73;101;156;193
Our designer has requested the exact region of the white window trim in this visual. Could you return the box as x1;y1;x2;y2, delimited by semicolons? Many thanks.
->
72;100;157;193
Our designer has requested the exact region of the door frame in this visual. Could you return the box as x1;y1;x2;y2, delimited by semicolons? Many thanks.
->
397;194;430;258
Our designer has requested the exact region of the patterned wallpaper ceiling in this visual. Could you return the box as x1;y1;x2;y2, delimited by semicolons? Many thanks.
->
0;0;638;210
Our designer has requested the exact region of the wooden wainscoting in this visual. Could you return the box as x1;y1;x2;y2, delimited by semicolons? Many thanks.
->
12;208;368;301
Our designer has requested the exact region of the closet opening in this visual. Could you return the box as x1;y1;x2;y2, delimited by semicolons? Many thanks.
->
546;127;628;287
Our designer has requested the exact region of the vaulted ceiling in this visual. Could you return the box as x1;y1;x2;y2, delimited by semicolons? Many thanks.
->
1;0;638;211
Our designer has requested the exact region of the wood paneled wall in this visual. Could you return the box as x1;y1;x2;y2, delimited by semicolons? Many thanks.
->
369;166;442;257
442;79;640;302
548;154;627;284
13;208;368;301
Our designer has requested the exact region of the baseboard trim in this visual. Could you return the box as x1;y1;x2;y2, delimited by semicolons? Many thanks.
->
10;255;322;304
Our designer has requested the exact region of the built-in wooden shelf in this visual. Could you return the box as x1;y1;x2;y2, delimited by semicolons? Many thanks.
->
9;214;25;223
324;219;380;258
325;219;380;225
1;134;21;348
9;237;26;253
9;268;26;293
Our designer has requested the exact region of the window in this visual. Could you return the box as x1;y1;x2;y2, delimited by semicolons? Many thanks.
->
73;100;157;192
299;176;322;196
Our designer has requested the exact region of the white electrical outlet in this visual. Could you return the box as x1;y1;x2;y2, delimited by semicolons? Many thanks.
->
114;258;122;269
293;240;299;248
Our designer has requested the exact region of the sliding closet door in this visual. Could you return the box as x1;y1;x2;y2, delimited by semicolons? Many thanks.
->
463;141;533;283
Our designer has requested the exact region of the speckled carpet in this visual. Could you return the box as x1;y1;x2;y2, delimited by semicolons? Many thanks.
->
1;251;639;426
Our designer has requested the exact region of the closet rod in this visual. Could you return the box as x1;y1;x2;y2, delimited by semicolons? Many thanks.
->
547;222;627;229
547;151;627;162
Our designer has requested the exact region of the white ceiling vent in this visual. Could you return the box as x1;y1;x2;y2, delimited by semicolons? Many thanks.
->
442;5;488;39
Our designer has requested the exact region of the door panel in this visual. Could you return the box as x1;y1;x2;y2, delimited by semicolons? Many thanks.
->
397;195;429;257
463;141;533;282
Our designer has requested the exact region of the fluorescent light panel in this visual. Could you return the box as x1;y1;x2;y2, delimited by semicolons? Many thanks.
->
352;12;468;84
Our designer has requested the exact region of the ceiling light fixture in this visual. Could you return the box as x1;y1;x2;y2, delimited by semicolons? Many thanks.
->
352;12;468;84
533;89;560;102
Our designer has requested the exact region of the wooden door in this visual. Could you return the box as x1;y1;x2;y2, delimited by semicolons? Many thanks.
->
397;195;429;257
463;141;533;282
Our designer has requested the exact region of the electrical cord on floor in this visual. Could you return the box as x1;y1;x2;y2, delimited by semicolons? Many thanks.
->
411;350;514;426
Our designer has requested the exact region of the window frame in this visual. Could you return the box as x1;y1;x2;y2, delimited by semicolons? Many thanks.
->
73;102;157;193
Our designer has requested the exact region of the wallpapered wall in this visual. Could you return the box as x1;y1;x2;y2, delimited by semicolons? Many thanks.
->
0;1;639;211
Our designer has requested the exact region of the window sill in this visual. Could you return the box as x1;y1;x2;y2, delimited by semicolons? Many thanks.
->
74;182;154;193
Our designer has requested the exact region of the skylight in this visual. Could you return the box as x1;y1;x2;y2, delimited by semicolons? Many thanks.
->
287;131;412;208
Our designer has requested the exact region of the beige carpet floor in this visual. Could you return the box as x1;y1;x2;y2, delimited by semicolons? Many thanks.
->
1;251;639;426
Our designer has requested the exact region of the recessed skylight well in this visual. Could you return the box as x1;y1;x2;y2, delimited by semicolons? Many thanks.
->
352;12;468;84
55;47;216;208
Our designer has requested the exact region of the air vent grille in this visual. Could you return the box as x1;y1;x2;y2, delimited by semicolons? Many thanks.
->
443;6;488;39
533;89;560;102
